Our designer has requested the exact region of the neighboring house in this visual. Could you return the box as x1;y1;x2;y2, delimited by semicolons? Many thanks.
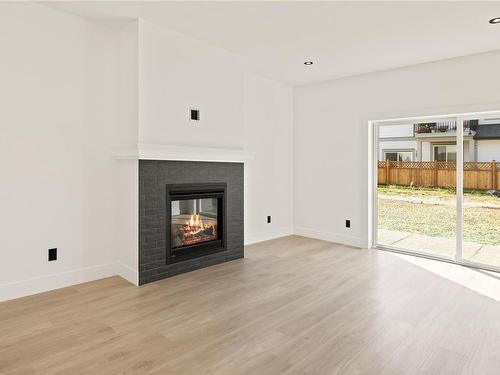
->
378;119;500;162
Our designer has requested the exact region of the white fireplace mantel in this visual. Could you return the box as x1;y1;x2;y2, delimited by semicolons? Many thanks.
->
113;143;255;163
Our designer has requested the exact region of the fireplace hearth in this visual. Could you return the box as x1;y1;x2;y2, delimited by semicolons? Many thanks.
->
166;183;226;263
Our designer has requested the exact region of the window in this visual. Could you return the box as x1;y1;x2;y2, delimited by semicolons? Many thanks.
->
433;145;456;162
384;150;413;162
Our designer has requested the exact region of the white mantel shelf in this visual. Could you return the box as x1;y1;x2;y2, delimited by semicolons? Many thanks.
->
113;144;255;163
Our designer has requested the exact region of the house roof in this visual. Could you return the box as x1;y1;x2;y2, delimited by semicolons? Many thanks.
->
473;124;500;140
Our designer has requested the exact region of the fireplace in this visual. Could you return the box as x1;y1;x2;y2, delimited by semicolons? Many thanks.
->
139;160;243;285
166;183;226;263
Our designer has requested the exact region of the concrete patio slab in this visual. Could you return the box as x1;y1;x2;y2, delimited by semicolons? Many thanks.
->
377;229;500;264
467;245;500;268
394;233;458;258
378;229;410;246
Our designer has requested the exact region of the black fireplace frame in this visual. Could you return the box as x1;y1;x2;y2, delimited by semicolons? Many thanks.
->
165;182;227;264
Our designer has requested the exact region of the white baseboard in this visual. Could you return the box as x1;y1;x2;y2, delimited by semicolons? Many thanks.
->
0;262;136;303
0;228;362;302
115;261;139;286
245;227;294;245
294;227;366;248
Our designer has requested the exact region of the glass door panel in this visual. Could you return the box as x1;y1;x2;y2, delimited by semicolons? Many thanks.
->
376;121;457;259
461;116;500;268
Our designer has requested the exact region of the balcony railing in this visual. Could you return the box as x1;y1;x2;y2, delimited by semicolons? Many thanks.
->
414;120;477;135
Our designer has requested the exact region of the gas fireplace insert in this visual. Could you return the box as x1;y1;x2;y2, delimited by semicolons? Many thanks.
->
166;183;226;263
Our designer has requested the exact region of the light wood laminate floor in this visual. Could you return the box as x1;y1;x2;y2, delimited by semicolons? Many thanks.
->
2;236;500;375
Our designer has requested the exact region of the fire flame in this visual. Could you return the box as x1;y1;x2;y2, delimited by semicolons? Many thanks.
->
186;214;213;235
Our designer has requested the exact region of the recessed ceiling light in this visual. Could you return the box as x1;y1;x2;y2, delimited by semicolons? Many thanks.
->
304;61;313;65
489;17;500;24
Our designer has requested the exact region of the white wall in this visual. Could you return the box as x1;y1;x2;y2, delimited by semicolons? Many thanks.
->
294;50;500;248
0;2;121;300
140;21;245;149
114;21;140;284
117;20;140;147
477;140;500;162
244;73;294;244
379;124;414;138
138;22;294;245
114;160;138;284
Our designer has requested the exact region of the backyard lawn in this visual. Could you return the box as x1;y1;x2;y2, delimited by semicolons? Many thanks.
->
378;185;500;246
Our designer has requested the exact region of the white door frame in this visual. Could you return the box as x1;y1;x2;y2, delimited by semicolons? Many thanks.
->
455;117;464;263
372;110;500;273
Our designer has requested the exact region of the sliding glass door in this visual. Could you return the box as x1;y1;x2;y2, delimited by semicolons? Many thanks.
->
374;112;500;272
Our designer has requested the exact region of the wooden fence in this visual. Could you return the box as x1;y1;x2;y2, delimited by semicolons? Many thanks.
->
377;161;500;190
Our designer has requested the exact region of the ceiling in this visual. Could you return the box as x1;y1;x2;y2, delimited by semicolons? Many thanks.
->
45;1;500;85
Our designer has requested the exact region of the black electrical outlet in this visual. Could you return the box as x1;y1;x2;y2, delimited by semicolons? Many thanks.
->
346;220;351;228
190;108;200;121
48;248;57;261
267;216;271;224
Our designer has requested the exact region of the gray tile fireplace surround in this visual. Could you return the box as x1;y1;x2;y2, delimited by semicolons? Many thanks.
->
139;160;244;285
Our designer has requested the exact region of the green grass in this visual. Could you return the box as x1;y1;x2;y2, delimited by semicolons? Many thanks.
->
378;186;500;246
378;185;500;203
